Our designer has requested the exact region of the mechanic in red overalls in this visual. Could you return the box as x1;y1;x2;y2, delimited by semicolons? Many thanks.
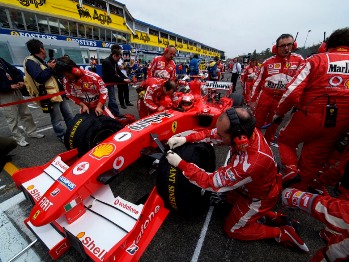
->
137;77;179;119
273;28;349;189
250;34;304;144
282;184;349;261
240;58;258;106
55;56;113;118
147;45;177;81
166;107;308;252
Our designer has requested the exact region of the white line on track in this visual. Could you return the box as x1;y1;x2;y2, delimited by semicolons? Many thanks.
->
0;193;40;262
191;205;215;262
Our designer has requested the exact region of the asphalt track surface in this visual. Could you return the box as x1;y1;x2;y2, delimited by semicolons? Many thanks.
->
0;77;326;262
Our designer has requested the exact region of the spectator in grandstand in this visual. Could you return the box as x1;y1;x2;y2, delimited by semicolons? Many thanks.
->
147;45;177;81
0;57;44;147
55;56;113;118
189;54;199;79
230;57;241;92
102;49;131;111
166;107;308;253
24;39;73;143
272;28;349;189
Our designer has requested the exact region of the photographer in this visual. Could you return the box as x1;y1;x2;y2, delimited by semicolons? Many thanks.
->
23;39;73;142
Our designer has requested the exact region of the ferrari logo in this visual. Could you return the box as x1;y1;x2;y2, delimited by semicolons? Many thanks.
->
172;121;178;133
285;63;291;68
32;210;40;220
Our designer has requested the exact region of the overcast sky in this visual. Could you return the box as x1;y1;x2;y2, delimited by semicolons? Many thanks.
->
123;0;349;58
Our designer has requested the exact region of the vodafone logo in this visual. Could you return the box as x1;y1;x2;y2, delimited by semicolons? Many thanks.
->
73;162;90;175
113;156;124;170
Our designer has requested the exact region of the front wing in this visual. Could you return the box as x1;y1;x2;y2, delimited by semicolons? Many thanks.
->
16;151;169;261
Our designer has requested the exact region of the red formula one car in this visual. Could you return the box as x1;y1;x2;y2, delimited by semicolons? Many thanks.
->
11;79;242;261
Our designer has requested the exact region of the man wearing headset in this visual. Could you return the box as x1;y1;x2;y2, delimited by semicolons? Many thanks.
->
147;45;177;81
55;56;112;118
250;34;304;145
166;107;308;252
272;28;349;190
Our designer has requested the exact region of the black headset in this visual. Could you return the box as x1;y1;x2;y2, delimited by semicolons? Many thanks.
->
226;107;250;150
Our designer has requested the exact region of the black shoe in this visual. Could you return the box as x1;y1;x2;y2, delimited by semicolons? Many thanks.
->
121;105;127;109
126;103;134;106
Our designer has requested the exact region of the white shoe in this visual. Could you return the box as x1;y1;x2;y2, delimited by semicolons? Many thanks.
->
17;139;29;147
28;133;45;139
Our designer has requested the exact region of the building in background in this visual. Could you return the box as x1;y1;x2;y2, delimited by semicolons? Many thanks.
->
0;0;225;69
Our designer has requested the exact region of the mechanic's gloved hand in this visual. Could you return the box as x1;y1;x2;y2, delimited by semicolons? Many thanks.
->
272;114;284;125
168;136;186;149
166;150;182;167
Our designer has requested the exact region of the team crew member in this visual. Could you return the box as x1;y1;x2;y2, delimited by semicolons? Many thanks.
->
166;108;308;252
251;34;304;144
137;77;178;118
282;187;349;261
55;56;112;118
240;58;258;106
147;45;177;81
273;28;349;188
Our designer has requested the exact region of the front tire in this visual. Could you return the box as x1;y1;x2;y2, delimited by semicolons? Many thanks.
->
156;142;216;216
64;113;122;156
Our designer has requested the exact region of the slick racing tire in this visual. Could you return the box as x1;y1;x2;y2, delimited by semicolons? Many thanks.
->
156;142;216;216
230;93;245;107
64;113;122;156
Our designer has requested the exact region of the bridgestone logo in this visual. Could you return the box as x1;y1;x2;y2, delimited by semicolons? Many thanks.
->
328;61;349;74
168;167;178;210
69;118;83;149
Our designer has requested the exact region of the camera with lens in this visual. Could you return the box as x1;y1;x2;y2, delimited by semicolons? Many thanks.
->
48;48;56;62
38;84;47;96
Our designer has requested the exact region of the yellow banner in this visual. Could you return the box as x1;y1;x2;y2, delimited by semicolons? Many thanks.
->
1;0;128;32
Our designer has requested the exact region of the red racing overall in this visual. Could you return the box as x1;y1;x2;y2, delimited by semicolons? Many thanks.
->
177;128;282;240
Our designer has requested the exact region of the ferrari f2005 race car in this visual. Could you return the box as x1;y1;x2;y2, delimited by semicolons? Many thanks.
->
11;79;242;261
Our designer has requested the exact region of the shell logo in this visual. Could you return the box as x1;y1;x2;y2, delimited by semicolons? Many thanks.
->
10;31;19;36
89;143;116;160
27;185;35;190
102;42;107;47
66;38;72;42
